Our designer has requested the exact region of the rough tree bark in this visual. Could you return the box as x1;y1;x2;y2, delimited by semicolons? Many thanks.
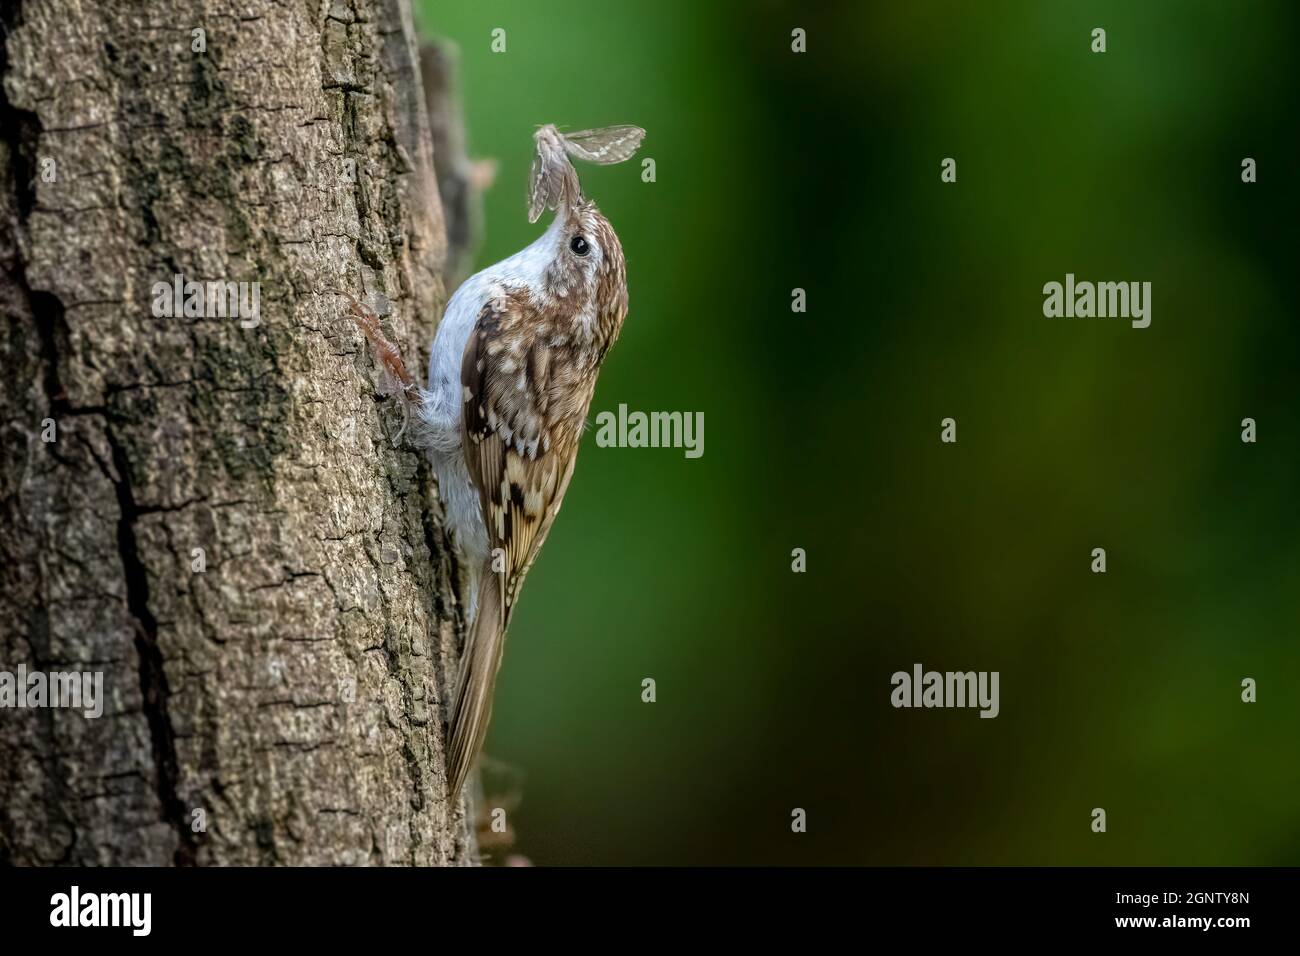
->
0;0;473;864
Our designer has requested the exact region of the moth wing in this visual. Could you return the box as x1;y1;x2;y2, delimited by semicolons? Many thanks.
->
561;125;646;165
528;137;580;223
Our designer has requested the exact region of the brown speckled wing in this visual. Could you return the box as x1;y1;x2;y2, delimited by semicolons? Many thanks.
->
461;296;586;621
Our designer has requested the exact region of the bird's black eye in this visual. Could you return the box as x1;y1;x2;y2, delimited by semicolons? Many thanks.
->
570;235;589;257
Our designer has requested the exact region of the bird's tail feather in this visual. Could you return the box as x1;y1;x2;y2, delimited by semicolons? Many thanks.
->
446;564;507;798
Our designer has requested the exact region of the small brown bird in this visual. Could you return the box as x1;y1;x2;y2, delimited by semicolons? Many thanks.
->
348;123;644;798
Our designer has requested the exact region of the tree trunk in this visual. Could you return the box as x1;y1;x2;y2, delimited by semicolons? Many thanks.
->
0;0;472;865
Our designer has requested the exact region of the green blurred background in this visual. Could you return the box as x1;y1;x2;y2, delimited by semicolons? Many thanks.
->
415;0;1300;865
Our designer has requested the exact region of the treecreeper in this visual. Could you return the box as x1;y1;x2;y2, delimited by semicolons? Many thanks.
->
345;123;646;797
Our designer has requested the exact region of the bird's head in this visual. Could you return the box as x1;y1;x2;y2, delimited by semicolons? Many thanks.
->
543;199;626;328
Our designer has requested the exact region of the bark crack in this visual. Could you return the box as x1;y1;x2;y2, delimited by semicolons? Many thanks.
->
103;423;200;866
0;2;38;220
